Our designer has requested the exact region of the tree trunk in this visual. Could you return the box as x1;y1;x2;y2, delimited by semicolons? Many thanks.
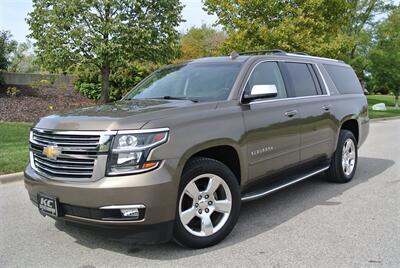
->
100;64;110;103
395;91;399;109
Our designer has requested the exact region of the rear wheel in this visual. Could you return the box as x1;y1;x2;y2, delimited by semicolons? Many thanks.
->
326;130;358;183
173;157;240;249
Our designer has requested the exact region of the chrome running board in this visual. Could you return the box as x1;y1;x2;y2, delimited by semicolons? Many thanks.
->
241;165;330;202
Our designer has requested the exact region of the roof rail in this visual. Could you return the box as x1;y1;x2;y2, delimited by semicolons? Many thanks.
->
230;49;286;59
229;49;344;63
292;52;309;55
286;53;344;63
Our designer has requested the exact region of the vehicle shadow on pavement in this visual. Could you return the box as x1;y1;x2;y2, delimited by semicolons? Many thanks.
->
54;156;394;259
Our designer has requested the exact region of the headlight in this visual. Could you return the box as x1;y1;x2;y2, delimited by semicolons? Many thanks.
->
107;128;169;176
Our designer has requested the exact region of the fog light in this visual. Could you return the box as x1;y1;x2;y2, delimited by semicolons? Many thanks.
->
120;208;139;219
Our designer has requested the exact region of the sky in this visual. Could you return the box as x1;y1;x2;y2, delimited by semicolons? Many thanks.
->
0;0;217;43
2;0;398;43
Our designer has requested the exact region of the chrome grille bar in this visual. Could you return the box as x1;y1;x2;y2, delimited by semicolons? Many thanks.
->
34;154;94;165
29;128;115;181
34;157;94;170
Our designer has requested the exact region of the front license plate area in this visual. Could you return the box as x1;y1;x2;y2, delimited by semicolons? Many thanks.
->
37;193;59;217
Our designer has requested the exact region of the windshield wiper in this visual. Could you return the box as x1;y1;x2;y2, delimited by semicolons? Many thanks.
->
157;96;199;103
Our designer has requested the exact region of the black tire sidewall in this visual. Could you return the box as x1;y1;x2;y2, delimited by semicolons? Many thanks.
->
334;130;358;182
173;157;241;249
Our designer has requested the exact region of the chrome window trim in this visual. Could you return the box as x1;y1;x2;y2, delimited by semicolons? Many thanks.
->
243;95;331;105
239;59;331;105
314;64;331;96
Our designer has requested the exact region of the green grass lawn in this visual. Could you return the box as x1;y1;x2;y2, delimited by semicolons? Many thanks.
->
367;95;400;119
0;122;31;175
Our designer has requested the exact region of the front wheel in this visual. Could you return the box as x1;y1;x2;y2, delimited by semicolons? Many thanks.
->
326;130;358;183
173;157;241;249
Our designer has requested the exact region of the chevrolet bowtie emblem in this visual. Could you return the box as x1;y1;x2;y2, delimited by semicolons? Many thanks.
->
43;145;61;160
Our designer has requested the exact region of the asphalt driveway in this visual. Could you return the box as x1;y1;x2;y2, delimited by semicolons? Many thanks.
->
1;119;399;267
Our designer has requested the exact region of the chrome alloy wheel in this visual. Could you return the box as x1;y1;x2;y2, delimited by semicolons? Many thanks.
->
178;174;232;237
342;138;356;176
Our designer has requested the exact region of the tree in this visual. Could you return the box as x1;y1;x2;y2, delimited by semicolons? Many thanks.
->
27;0;183;103
9;40;40;73
179;24;226;60
0;30;17;71
344;0;393;78
203;0;393;65
203;0;356;58
368;6;400;108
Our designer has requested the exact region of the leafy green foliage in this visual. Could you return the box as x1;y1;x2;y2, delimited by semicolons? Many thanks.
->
6;86;20;97
30;79;50;90
345;0;393;78
0;30;17;71
27;0;183;102
203;0;355;58
179;24;226;60
76;82;102;100
368;6;400;107
203;0;391;79
8;40;40;73
74;62;155;102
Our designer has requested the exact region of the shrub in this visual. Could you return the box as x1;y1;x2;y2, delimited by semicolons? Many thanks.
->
77;82;102;100
6;86;20;97
31;79;50;89
74;62;156;102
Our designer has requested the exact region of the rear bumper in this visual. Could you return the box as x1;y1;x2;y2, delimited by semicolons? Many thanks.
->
24;158;180;242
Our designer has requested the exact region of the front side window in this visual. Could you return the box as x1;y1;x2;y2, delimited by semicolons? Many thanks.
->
244;62;287;99
126;63;243;102
285;63;318;97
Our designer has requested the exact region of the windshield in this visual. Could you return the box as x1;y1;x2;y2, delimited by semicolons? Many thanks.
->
125;63;243;102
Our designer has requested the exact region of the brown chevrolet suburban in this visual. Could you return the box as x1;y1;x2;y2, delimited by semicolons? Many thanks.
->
24;50;369;248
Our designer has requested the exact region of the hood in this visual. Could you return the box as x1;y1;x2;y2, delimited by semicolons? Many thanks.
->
34;99;199;131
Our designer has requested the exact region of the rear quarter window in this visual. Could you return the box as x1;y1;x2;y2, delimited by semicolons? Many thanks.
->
323;64;363;94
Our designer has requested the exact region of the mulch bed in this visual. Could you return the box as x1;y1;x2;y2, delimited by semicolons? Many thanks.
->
0;85;95;122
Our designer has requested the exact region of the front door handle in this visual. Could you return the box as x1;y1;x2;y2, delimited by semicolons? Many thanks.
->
284;110;298;118
322;104;332;111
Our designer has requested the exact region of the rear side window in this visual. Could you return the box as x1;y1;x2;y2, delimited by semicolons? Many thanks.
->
323;64;363;94
285;63;318;97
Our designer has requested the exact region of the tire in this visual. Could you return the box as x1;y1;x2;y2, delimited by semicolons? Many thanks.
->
173;157;241;249
325;129;358;183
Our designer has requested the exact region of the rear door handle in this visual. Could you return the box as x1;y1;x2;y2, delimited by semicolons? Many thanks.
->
322;104;332;111
284;110;298;117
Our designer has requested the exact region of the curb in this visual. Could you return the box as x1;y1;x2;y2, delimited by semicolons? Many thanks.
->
0;172;24;184
371;116;400;122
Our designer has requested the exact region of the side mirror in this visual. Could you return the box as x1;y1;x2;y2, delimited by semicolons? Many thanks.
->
243;84;278;101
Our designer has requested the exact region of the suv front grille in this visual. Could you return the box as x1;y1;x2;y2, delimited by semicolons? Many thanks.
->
32;131;100;151
29;129;114;182
32;153;95;179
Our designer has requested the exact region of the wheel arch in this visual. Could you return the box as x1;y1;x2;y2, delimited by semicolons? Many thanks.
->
341;119;359;143
334;116;360;150
177;139;245;186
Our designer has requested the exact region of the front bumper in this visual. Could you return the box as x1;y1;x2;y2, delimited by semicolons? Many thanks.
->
24;159;180;241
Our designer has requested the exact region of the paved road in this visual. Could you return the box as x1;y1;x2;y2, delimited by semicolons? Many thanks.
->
1;119;399;268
